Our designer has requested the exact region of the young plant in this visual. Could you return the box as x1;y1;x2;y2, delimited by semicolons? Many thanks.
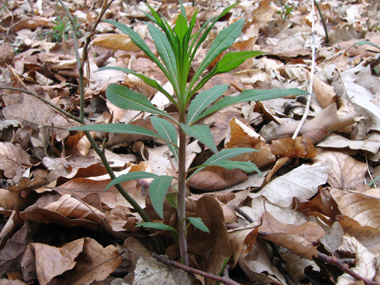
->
73;2;308;265
45;15;82;43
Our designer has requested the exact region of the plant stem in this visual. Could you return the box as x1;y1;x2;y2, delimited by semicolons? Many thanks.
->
314;0;329;44
177;125;189;266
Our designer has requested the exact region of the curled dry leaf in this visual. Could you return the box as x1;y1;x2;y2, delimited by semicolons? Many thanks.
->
259;212;325;260
313;76;338;108
228;226;258;268
226;117;275;168
338;216;380;255
269;136;317;159
31;238;84;285
336;236;377;284
331;188;380;230
93;34;140;51
187;166;248;191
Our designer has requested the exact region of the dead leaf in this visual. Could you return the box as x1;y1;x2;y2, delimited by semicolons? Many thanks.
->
93;34;140;51
0;142;32;181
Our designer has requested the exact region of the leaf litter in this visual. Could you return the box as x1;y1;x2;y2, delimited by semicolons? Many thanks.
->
1;0;380;284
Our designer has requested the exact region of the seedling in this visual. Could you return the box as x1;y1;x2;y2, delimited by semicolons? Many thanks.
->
44;15;82;43
73;2;308;265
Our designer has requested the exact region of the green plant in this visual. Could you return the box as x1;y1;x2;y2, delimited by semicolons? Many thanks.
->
277;2;294;21
45;15;82;43
73;2;308;265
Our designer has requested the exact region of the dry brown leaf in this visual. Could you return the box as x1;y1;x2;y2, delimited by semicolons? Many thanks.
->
0;189;25;210
313;77;338;108
239;239;286;284
93;34;140;51
269;136;317;159
338;216;380;255
226;117;275;168
317;151;367;189
259;212;325;260
187;166;248;191
0;142;32;180
331;188;380;230
228;226;258;268
57;238;122;284
0;209;24;249
187;196;232;276
31;239;84;285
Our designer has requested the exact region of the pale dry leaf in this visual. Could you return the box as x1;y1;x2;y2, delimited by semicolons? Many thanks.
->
320;221;344;254
249;160;331;207
317;133;380;160
134;256;194;285
57;238;122;284
239;239;286;284
313;76;338;108
0;142;32;179
228;226;258;268
32;239;84;285
336;236;376;284
317;151;367;189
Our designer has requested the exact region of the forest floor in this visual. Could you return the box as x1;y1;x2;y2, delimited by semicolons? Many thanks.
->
1;0;380;284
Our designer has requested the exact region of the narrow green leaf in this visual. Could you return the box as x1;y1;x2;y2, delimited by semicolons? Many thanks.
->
151;116;179;161
148;23;178;88
136;222;177;233
149;176;173;219
104;171;158;191
99;66;176;107
174;14;188;43
71;124;162;140
189;19;245;90
187;217;210;233
103;19;170;79
186;85;228;125
355;40;380;50
179;0;186;17
166;192;178;209
369;174;380;187
214;51;264;74
189;148;258;178
180;123;218;153
106;83;176;122
204;160;260;173
197;88;309;121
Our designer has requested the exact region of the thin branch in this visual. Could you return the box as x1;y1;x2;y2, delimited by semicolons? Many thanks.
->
152;253;241;285
316;253;380;285
292;0;316;139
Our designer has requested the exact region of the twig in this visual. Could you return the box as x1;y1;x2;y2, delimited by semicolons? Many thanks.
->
314;0;329;44
152;253;241;285
292;0;316;139
316;253;380;285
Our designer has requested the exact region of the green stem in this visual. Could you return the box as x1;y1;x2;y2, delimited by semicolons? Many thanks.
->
314;0;329;44
177;124;189;266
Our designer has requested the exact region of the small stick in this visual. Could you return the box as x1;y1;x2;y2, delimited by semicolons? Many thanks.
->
152;253;241;285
